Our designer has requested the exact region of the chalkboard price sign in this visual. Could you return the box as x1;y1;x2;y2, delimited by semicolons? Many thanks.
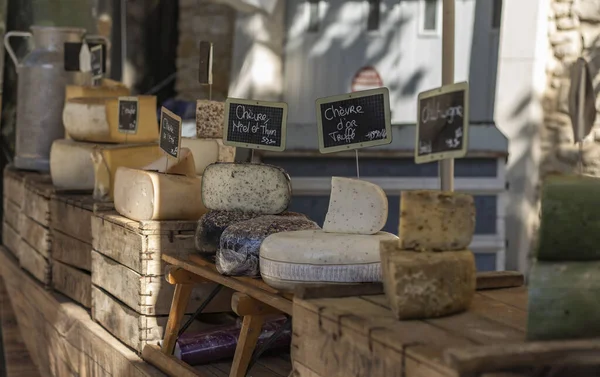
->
223;98;288;152
160;107;182;159
315;87;392;154
118;97;139;134
415;82;469;164
64;42;106;72
90;44;103;84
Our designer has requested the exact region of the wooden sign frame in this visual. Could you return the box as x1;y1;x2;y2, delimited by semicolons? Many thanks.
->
223;98;288;152
118;97;139;134
315;87;392;154
415;81;469;164
159;107;182;160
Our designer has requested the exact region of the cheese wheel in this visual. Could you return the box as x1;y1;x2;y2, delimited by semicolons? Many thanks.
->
114;167;207;221
260;230;399;291
50;139;98;190
142;147;196;177
202;163;292;214
380;240;476;320
196;100;224;138
323;177;388;235
63;96;159;143
399;190;475;251
181;138;236;175
65;79;130;101
91;144;162;201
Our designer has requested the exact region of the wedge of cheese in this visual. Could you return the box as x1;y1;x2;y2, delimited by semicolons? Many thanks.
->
65;79;130;101
260;230;399;291
399;190;475;251
63;96;159;143
323;177;387;235
181;138;236;175
380;240;476;320
196;100;224;138
114;167;206;221
50;139;108;191
142;147;196;177
91;144;162;201
202;163;292;214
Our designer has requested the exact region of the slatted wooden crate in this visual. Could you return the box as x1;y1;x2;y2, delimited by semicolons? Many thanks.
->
90;212;233;353
52;260;91;308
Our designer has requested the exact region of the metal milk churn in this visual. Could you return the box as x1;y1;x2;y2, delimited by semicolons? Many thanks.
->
4;26;101;171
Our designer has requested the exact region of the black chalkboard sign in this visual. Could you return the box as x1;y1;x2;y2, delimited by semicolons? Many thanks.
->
90;45;103;81
415;82;469;164
64;42;107;72
160;107;182;159
118;97;139;134
315;87;392;154
198;41;213;85
223;98;288;152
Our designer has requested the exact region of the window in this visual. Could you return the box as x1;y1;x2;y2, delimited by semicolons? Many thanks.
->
367;0;381;31
492;0;502;30
419;0;439;36
308;0;320;32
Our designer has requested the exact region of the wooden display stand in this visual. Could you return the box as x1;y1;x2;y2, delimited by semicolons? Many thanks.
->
144;253;293;377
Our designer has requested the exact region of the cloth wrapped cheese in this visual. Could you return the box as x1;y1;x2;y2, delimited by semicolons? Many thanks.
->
216;215;319;276
195;210;305;254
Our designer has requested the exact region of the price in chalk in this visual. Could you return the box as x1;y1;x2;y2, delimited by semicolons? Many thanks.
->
315;87;392;154
223;98;288;152
90;44;103;80
118;97;138;134
160;107;182;159
415;82;469;164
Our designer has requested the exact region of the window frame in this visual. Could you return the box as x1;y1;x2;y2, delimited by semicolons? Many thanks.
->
418;0;442;37
307;0;321;33
366;0;382;33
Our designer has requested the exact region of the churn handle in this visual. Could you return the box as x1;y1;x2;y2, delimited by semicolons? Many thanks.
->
4;31;33;69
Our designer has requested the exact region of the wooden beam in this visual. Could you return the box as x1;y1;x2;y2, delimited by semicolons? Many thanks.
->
476;271;524;290
142;344;204;377
165;266;210;285
229;315;266;377
231;292;281;317
161;284;193;355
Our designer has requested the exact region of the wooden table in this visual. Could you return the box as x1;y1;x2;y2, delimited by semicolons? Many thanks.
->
143;253;294;377
291;273;600;377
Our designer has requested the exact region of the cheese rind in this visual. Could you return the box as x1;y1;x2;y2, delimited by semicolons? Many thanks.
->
142;147;196;177
91;144;162;201
323;177;388;235
537;175;600;261
196;100;225;138
202;163;292;214
380;241;476;320
63;96;159;143
399;190;475;251
181;138;236;175
50;139;98;190
260;230;399;291
114;167;207;221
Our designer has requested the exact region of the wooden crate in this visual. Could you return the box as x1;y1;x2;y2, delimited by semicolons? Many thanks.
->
18;214;51;258
52;260;91;308
92;285;194;354
3;221;20;259
92;250;230;316
2;164;42;207
18;238;51;287
3;198;21;230
52;229;91;271
51;194;114;244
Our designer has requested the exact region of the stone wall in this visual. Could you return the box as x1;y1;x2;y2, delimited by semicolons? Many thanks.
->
176;0;236;102
542;0;600;177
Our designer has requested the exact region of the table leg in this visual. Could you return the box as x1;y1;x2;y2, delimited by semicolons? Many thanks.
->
162;283;193;355
229;314;266;377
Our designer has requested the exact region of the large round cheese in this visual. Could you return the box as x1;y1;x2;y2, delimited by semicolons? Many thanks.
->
259;230;399;291
114;167;207;221
50;139;98;190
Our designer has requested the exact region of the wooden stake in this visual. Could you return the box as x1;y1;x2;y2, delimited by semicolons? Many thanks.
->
440;0;455;191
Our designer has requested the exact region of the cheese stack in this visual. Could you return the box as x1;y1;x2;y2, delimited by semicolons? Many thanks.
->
527;175;600;341
380;190;477;320
198;162;320;277
259;177;399;291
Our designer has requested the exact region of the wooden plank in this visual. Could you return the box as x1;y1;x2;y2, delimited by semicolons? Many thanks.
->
471;293;527;332
142;345;204;377
478;287;528;311
165;254;292;315
443;340;600;375
91;285;193;354
230;314;266;377
162;283;194;355
95;211;197;233
0;279;41;377
3;165;39;206
3;197;21;229
0;246;167;377
231;293;281;316
92;214;196;275
22;177;54;227
19;214;51;258
3;221;21;259
476;271;524;290
19;239;51;287
50;194;96;243
52;229;91;271
52;260;91;308
91;251;231;315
